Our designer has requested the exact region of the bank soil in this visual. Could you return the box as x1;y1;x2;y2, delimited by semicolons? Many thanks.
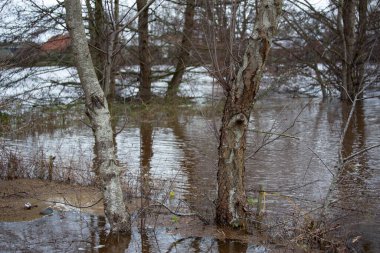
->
0;179;103;221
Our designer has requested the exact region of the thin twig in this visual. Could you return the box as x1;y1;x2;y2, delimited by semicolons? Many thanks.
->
248;129;300;140
343;144;380;163
306;147;334;176
147;201;210;225
247;99;311;160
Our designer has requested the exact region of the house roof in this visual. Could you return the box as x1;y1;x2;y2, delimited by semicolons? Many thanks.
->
41;34;71;52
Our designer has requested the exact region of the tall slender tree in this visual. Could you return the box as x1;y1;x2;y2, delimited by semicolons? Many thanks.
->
85;0;120;101
215;0;282;227
166;0;196;98
64;0;130;233
137;0;152;102
340;0;368;101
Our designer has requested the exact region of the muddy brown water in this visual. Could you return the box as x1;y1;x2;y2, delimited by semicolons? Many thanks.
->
1;96;379;252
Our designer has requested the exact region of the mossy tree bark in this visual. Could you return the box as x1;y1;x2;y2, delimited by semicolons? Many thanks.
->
215;0;282;227
65;0;130;233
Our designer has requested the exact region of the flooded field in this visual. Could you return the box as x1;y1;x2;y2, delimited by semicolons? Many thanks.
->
0;210;272;253
1;96;379;252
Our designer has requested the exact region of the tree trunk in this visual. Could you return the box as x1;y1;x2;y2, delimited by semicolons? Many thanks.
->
166;0;196;98
354;0;368;100
341;0;356;101
215;0;282;227
65;0;130;233
137;0;152;102
103;29;116;100
109;0;121;101
90;0;106;87
340;0;369;102
85;0;118;101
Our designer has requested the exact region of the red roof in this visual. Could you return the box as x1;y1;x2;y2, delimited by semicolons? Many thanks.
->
41;34;71;52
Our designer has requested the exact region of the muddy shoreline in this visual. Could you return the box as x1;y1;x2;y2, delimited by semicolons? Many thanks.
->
0;179;103;221
1;179;282;252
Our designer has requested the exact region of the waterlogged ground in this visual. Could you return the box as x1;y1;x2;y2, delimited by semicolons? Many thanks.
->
0;180;275;253
0;212;272;253
1;96;380;252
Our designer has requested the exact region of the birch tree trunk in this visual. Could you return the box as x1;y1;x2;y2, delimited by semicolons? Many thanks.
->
166;0;196;98
215;0;282;227
65;0;130;233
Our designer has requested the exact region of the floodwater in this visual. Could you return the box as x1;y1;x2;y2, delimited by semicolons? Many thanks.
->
1;96;380;252
0;211;268;253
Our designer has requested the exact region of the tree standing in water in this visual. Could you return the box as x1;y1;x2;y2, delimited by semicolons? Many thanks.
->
64;0;130;233
166;0;196;99
215;0;283;227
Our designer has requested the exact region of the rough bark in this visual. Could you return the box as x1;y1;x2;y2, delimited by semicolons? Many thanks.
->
65;0;130;233
215;0;282;227
166;0;196;98
137;0;152;102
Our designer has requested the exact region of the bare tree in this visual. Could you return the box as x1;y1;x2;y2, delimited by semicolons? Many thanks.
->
137;0;152;102
340;0;367;100
215;0;282;227
85;0;121;101
64;0;130;233
166;0;196;99
282;0;377;101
